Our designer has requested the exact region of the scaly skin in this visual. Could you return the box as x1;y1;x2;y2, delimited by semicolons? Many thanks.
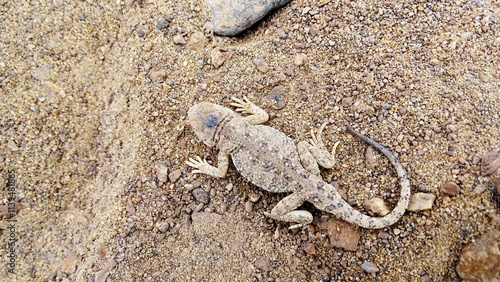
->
186;96;411;229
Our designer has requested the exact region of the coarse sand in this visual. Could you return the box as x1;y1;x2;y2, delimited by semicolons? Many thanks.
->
0;0;498;281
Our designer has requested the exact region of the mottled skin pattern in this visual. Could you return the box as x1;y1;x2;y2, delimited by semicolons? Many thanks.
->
186;97;411;229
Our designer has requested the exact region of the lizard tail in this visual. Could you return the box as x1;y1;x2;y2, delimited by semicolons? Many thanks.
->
325;127;411;229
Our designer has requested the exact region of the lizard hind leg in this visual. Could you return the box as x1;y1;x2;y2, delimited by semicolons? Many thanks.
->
297;141;322;176
264;193;313;229
298;123;340;175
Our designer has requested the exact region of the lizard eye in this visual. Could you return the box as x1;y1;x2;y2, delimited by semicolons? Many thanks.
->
203;113;218;128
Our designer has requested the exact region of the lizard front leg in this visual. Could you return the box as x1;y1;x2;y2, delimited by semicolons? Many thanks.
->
186;150;229;178
298;122;340;175
230;96;269;125
264;193;313;229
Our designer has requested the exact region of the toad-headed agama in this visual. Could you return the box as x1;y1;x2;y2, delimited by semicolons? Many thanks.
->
186;97;411;229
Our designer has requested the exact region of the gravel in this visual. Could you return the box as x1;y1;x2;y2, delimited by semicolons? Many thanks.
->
1;0;498;281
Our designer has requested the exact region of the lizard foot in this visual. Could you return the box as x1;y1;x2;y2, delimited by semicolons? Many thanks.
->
230;96;258;115
230;95;269;125
309;122;340;160
186;156;214;175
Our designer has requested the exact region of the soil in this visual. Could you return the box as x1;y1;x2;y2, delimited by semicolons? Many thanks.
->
0;0;499;281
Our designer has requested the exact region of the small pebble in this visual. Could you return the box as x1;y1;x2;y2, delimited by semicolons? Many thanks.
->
303;242;316;255
95;259;116;282
342;97;353;107
154;162;169;182
249;193;261;202
293;53;307;66
211;49;226;68
156;17;169;31
276;100;286;110
440;181;461;196
253;58;269;73
188;31;207;49
378;231;390;240
319;218;360;251
60;252;78;274
366;73;374;85
254;257;272;272
192;188;210;204
245;201;253;212
472;184;487;196
365;146;376;169
150;70;167;82
363;197;390;216
481;148;500;176
276;28;287;39
421;274;432;282
361;261;379;274
7;140;19;151
407;193;436;212
472;154;481;165
31;65;51;81
137;29;145;37
168;169;181;182
396;83;405;91
173;34;186;45
393;228;401;235
267;85;287;109
156;221;170;233
53;0;64;7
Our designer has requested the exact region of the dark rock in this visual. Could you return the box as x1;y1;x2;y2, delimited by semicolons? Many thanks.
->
156;17;169;31
267;85;286;110
192;187;210;204
205;0;292;36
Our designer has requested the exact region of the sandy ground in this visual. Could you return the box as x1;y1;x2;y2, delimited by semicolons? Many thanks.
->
0;0;499;281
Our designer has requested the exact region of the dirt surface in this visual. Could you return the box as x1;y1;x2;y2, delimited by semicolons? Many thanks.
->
1;0;499;281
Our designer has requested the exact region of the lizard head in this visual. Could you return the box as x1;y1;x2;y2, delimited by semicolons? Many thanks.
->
188;102;235;147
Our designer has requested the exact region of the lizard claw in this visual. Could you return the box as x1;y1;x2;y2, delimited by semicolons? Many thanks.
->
186;156;211;174
230;96;255;114
331;141;341;158
309;122;327;149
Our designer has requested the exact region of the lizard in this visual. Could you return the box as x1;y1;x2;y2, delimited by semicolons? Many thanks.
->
186;96;411;229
